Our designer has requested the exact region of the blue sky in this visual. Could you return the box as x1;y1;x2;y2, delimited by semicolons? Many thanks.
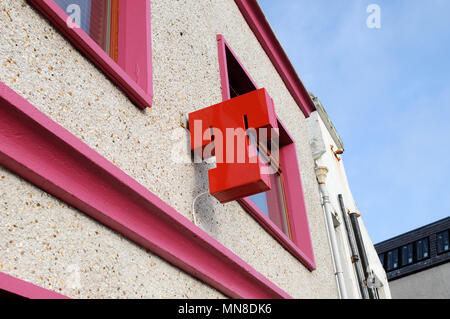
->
258;0;450;243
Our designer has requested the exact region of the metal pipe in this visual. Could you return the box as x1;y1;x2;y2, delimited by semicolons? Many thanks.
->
338;194;369;299
315;166;348;299
349;212;377;299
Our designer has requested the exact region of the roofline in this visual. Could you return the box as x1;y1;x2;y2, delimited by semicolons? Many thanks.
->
309;92;345;150
375;216;450;247
234;0;316;118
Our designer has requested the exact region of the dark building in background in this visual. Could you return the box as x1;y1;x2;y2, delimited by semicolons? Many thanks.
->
375;217;450;299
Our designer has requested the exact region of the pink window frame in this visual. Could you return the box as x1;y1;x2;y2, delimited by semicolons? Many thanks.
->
0;272;68;299
217;34;316;270
27;0;153;109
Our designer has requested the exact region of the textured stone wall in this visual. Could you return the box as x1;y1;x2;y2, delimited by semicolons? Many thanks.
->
0;0;338;298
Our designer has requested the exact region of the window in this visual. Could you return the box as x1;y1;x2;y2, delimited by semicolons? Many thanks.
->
217;35;315;269
248;138;292;238
218;36;291;238
415;238;430;261
400;243;414;267
54;0;119;61
378;253;385;268
29;0;153;108
386;249;399;271
437;230;449;254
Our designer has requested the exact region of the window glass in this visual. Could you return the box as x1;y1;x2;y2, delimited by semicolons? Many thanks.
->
248;158;291;238
249;192;269;217
437;230;449;254
386;249;399;271
401;243;414;266
416;238;430;261
378;253;385;268
54;0;119;60
225;46;256;98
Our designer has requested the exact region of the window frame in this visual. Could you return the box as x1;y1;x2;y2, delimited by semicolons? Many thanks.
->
28;0;153;109
217;34;315;270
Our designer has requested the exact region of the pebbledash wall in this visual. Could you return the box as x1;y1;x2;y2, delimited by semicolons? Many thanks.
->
0;0;339;298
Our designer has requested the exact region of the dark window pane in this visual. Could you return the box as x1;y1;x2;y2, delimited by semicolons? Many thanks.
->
416;240;423;260
392;249;399;269
416;238;430;261
379;254;385;268
386;249;399;271
437;230;449;254
386;251;392;271
401;243;414;266
225;47;257;98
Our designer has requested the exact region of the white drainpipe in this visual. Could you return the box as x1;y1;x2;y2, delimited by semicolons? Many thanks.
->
315;166;348;299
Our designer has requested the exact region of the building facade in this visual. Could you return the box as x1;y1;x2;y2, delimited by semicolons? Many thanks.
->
375;217;450;299
307;94;391;299
0;0;385;299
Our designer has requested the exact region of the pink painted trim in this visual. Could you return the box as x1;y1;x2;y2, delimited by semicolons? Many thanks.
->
234;0;315;117
238;141;316;271
217;35;231;101
217;35;315;270
117;0;153;97
274;115;315;269
279;143;315;269
0;272;69;299
238;198;315;269
0;82;290;299
28;0;153;109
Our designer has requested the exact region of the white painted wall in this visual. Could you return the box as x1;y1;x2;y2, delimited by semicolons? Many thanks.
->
307;109;392;299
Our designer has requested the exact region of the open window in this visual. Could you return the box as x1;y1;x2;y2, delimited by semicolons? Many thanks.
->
217;35;315;270
29;0;153;108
